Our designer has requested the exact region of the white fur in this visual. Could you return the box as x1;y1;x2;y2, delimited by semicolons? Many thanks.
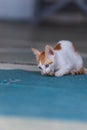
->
52;40;83;76
33;40;84;77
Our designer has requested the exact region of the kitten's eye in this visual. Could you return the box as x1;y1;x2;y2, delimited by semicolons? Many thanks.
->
38;66;42;70
45;64;49;68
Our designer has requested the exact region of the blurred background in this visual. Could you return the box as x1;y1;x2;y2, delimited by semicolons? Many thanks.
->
0;0;86;66
0;0;87;130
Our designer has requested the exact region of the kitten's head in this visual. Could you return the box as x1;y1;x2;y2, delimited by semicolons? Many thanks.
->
32;45;55;75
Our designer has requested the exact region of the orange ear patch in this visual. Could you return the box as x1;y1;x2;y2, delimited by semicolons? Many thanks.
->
32;48;41;62
54;43;62;50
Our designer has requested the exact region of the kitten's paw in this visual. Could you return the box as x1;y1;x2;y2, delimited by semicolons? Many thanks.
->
55;71;64;77
48;71;55;76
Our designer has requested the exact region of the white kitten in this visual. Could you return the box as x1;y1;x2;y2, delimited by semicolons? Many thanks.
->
32;40;85;77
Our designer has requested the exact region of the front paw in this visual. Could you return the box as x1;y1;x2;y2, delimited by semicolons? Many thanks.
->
48;71;55;76
55;71;64;77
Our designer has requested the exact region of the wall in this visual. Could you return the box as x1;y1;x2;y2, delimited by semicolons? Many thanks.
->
0;0;36;21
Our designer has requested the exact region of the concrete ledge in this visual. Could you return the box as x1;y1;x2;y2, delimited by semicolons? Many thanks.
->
0;63;86;74
0;63;37;71
0;116;87;130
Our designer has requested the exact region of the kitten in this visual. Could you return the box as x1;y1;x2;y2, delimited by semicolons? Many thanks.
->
32;40;85;77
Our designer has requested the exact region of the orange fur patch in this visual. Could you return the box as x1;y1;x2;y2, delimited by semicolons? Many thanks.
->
72;43;78;52
45;60;53;65
71;68;85;75
54;43;62;50
39;52;45;64
39;51;53;65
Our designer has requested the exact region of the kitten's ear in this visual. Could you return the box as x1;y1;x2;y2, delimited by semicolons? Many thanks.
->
32;48;41;61
45;45;54;59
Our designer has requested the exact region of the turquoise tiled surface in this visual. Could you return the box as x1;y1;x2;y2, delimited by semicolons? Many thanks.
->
0;70;87;121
